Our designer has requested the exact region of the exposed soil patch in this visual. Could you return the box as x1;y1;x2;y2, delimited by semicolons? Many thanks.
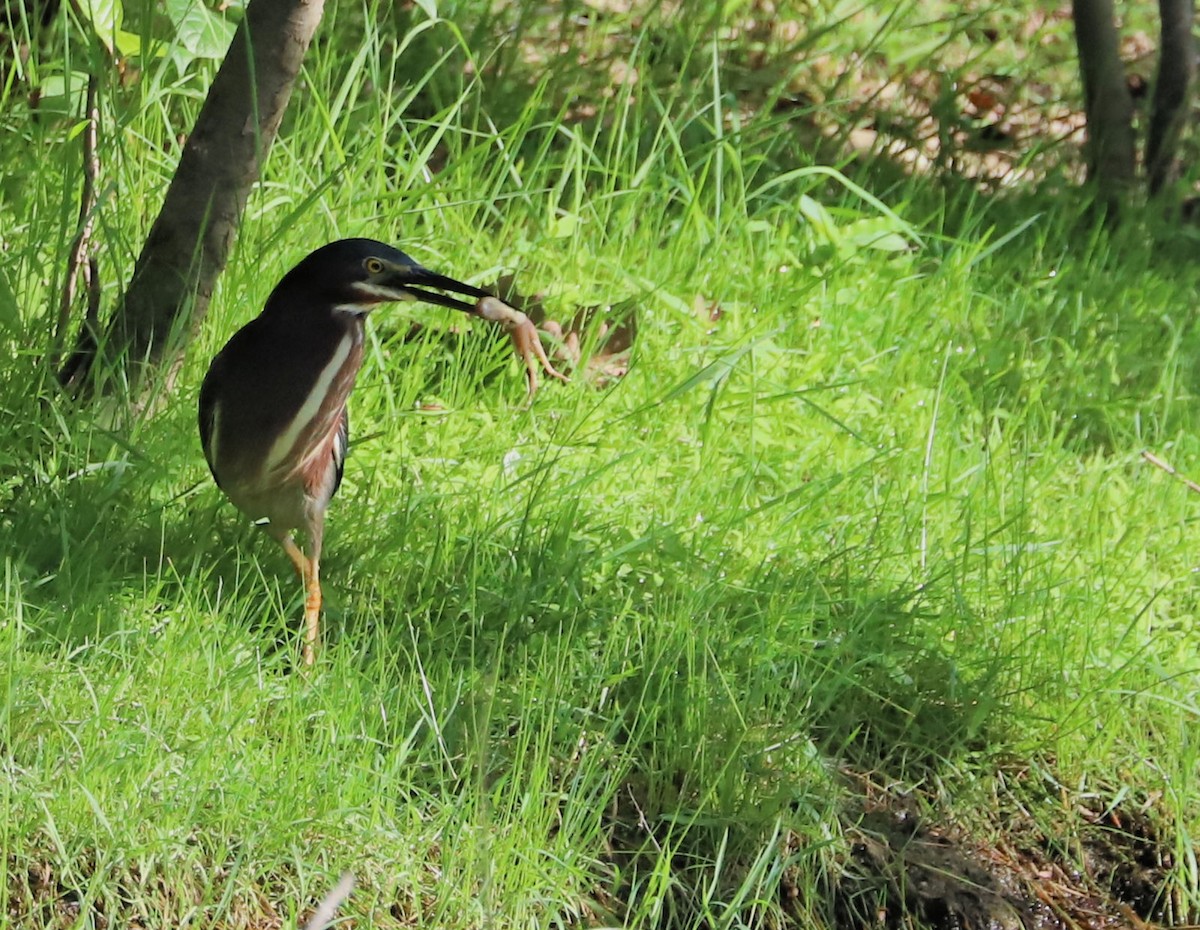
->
835;805;1058;930
596;765;1184;930
5;766;1189;930
827;770;1181;930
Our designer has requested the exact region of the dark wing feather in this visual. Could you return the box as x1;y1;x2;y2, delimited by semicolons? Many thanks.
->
330;407;348;499
197;356;223;483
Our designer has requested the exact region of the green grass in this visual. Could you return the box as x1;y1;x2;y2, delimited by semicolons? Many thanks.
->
3;1;1200;927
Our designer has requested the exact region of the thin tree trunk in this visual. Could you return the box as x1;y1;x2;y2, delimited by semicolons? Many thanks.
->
1146;0;1195;196
1072;0;1136;200
60;0;326;393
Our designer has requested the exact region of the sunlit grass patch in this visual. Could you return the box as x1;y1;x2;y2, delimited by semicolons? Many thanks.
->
3;1;1200;928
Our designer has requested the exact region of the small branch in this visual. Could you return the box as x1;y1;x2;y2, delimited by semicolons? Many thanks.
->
301;872;355;930
56;71;103;386
626;786;662;853
86;255;101;330
1142;449;1200;494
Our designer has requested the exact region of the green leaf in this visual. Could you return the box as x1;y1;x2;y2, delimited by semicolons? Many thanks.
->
78;0;123;55
65;118;91;142
548;212;580;238
36;71;90;117
798;193;838;244
0;268;20;333
114;28;147;58
164;0;235;63
841;218;913;252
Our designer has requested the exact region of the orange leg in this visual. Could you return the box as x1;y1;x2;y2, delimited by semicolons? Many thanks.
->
281;536;321;666
304;558;321;665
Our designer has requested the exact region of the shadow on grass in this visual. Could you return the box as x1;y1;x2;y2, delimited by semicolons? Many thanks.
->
0;409;303;654
4;424;1183;929
332;485;1008;779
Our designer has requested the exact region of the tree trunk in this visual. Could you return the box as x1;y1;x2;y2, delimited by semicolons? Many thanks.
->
60;0;326;394
1146;0;1195;196
1071;0;1136;200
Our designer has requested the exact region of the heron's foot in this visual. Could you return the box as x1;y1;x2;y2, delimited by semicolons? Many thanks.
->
473;296;570;400
281;535;322;666
302;573;321;666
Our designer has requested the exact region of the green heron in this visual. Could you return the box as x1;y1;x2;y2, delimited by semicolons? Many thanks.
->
199;238;565;665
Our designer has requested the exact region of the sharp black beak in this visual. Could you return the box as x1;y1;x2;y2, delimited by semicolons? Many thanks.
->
397;266;491;313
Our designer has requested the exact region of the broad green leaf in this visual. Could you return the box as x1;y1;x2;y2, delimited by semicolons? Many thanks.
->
65;118;91;142
548;212;580;238
165;0;235;62
36;71;90;116
841;218;913;252
798;193;838;244
79;0;123;54
114;28;147;58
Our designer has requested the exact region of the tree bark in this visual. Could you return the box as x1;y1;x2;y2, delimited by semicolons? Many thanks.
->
60;0;326;393
1146;0;1195;196
1071;0;1136;200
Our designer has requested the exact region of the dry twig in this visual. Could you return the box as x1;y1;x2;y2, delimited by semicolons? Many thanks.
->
301;872;355;930
1142;450;1200;495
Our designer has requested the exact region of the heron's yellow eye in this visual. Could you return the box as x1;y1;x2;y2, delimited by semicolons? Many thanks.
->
364;258;385;275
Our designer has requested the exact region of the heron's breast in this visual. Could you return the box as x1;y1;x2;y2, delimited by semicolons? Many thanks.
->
262;328;364;488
